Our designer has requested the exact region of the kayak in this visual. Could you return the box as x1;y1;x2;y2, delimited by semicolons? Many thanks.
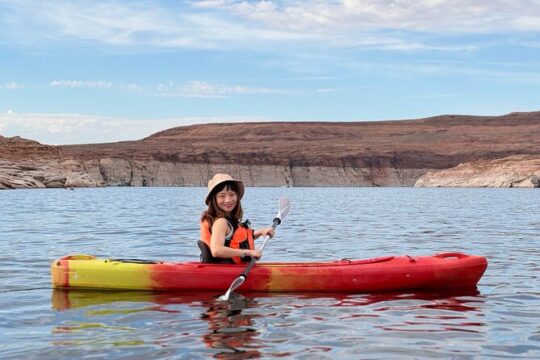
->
51;252;487;293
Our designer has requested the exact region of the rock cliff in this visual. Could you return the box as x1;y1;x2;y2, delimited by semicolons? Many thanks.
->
415;155;540;188
1;111;539;188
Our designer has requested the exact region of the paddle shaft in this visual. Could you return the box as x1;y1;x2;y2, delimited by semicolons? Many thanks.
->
241;217;281;278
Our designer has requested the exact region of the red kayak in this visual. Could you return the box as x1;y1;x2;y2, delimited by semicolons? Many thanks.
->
51;252;487;293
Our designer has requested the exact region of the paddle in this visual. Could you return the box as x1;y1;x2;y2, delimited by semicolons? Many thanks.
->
219;196;291;301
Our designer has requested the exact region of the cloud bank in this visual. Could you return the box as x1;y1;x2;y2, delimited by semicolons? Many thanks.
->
44;79;304;97
0;111;270;145
1;0;539;51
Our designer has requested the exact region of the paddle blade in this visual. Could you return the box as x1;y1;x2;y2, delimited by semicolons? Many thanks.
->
219;276;246;301
277;196;291;222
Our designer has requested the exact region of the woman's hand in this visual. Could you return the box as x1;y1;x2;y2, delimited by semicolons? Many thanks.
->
254;227;275;239
247;249;262;259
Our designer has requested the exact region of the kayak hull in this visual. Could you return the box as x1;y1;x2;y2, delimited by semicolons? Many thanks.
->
51;252;487;293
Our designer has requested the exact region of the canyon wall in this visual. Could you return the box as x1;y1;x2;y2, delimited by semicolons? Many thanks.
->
2;111;539;189
0;158;428;189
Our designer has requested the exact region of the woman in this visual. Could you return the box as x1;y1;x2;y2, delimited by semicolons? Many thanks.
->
200;173;274;264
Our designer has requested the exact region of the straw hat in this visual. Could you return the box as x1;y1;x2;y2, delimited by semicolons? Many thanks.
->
205;173;245;205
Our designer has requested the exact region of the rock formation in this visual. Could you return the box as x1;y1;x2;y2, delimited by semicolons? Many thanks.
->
1;111;539;188
415;155;540;188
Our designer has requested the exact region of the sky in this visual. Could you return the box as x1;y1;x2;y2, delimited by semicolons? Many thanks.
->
1;0;539;145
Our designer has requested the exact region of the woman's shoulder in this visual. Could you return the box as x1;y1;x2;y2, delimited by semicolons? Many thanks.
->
211;217;229;228
212;216;228;223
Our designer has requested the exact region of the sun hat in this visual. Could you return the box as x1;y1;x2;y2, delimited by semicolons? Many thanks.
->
205;173;245;205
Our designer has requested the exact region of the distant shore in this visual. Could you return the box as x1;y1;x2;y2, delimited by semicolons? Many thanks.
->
2;111;539;189
2;155;538;190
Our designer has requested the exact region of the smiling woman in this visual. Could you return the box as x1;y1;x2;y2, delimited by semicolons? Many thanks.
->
199;173;275;264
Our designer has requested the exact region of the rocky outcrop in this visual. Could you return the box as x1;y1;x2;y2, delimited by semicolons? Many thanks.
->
415;155;540;188
1;111;540;188
0;160;103;189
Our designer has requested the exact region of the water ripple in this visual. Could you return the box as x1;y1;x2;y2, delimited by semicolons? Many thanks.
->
0;187;539;359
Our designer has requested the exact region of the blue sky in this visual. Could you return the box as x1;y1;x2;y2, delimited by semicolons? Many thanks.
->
1;0;539;144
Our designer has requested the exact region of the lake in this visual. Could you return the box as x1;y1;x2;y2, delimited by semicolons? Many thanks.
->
1;187;539;358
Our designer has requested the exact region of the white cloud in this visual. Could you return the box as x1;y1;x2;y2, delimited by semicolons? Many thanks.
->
0;111;271;145
49;80;113;88
2;1;539;51
43;79;303;97
124;83;142;92
3;81;23;89
154;80;300;98
315;88;338;93
193;0;540;33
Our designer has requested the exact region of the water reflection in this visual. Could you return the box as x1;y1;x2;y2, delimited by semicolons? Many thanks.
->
200;294;262;359
51;288;485;358
51;289;262;358
52;289;189;312
342;288;483;311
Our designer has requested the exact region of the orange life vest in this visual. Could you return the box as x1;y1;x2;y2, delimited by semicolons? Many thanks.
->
200;219;255;264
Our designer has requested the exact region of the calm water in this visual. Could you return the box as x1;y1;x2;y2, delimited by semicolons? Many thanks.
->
1;187;539;359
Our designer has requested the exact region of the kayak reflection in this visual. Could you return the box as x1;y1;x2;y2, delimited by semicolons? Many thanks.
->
52;287;482;311
51;288;216;311
334;288;482;311
51;289;262;357
51;288;484;355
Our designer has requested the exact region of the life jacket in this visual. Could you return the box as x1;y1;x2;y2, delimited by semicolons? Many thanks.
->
200;218;255;264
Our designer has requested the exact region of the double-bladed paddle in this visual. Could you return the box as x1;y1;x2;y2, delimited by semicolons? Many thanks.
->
219;196;291;301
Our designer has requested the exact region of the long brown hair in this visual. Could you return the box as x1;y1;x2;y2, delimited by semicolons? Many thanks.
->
201;181;244;230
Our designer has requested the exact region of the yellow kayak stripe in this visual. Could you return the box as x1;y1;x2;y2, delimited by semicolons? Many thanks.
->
52;257;154;290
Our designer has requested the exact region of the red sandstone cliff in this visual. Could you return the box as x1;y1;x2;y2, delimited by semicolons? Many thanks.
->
1;111;539;188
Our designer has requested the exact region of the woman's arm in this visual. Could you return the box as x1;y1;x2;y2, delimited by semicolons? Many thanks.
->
210;218;262;259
